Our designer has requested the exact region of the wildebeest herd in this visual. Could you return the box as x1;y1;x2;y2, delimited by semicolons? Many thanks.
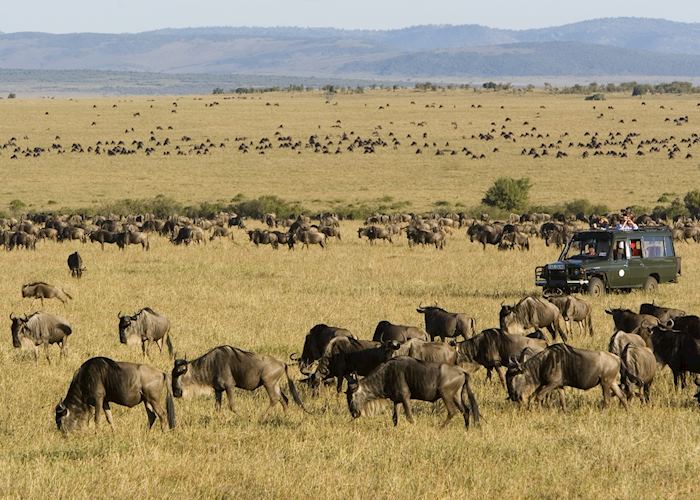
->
8;261;699;432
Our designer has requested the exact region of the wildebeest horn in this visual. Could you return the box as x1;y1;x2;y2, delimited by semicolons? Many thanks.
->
9;312;15;320
666;319;674;329
289;353;300;361
117;311;123;319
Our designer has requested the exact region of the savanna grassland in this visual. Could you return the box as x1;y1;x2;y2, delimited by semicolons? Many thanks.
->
0;90;699;499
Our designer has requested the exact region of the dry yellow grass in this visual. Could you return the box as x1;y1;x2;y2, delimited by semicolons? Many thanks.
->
0;91;699;499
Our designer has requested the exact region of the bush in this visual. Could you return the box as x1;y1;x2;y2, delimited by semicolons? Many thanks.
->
8;199;26;214
7;93;16;99
666;198;689;219
584;93;605;101
232;195;306;219
683;190;700;218
482;177;531;211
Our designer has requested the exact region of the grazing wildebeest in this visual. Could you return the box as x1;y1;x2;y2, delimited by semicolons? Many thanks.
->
546;295;593;336
406;227;446;249
393;338;458;365
118;308;173;358
247;229;279;249
290;324;357;375
608;330;648;356
209;225;234;241
346;357;480;428
319;226;341;241
500;296;568;341
309;337;399;395
293;228;326;249
416;305;476;341
373;320;428;343
498;231;530;251
506;343;627;410
21;282;72;306
10;312;72;363
55;357;175;432
639;302;686;325
67;252;86;278
641;325;700;389
171;345;307;421
619;344;656;403
605;308;663;332
89;229;120;250
456;328;547;386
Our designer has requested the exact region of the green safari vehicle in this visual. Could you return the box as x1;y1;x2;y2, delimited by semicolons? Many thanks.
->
535;227;681;296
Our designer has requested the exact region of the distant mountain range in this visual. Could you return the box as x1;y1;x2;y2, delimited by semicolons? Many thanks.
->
1;18;700;85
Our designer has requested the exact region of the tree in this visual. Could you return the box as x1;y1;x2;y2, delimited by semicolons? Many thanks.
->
7;93;16;99
482;177;532;211
684;190;700;217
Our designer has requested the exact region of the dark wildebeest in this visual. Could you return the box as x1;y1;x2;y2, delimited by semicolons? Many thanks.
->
118;308;173;358
498;231;530;251
10;312;72;363
393;338;458;365
8;231;37;250
373;320;428;343
456;328;547;386
171;345;307;421
406;227;446;249
89;229;120;250
546;295;593;336
500;296;568;341
21;282;72;306
247;229;279;249
619;344;656;403
346;357;480;428
641;325;700;389
67;252;86;278
467;222;502;250
639;302;686;326
290;324;357;375
358;226;392;244
416;305;476;342
605;308;665;332
319;226;341;241
55;357;175;432
506;343;627;410
173;226;205;245
308;337;399;395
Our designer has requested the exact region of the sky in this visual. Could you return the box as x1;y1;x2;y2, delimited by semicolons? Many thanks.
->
1;0;699;33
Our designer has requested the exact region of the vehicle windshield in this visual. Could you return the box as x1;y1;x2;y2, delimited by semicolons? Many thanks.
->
560;233;611;260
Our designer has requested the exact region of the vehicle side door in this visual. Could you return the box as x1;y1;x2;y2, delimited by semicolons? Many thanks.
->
608;238;632;288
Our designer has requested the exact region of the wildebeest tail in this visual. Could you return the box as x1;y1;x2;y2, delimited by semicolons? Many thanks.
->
62;289;73;300
166;334;174;358
619;357;644;388
164;373;176;429
285;365;311;414
460;373;480;426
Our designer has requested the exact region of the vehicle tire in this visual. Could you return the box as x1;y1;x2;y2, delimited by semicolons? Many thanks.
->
643;276;658;293
588;277;605;297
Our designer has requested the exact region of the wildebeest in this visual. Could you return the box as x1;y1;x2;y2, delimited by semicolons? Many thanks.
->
406;227;446;249
21;282;72;306
373;320;428;343
346;357;480;428
456;328;547;386
10;312;72;363
605;308;663;332
498;231;530;251
209;225;234;241
171;345;306;420
247;228;279;249
608;330;648;356
467;222;502;250
506;343;627;410
67;251;85;278
358;226;393;244
546;295;593;336
55;357;175;432
641;325;700;389
639;302;686;325
619;344;656;402
290;324;357;375
118;308;173;358
500;296;568;341
393;338;458;365
89;229;121;250
293;228;326;249
309;337;398;395
172;226;205;245
416;305;476;341
118;230;150;250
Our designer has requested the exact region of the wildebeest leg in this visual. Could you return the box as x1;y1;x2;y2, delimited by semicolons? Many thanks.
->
336;377;344;394
157;338;164;353
94;396;104;429
609;383;628;410
644;382;652;404
392;403;400;426
534;383;559;408
225;386;237;413
215;390;224;411
401;395;414;424
144;402;157;428
440;396;459;428
33;345;40;365
148;400;168;430
495;367;506;388
258;384;281;423
557;389;566;412
103;402;115;430
44;342;51;364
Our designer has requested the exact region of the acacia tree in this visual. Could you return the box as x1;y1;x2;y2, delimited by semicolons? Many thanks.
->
482;177;532;211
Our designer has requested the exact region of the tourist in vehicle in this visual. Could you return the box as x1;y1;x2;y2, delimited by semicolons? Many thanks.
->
616;213;638;231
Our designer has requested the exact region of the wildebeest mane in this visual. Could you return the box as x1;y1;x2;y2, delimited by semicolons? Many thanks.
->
64;357;122;408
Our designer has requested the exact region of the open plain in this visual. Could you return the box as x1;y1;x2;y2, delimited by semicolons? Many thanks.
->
0;90;699;498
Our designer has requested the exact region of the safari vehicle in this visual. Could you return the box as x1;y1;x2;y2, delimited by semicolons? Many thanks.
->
535;227;681;296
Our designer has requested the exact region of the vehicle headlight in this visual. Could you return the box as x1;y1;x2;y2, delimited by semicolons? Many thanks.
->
570;268;581;277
